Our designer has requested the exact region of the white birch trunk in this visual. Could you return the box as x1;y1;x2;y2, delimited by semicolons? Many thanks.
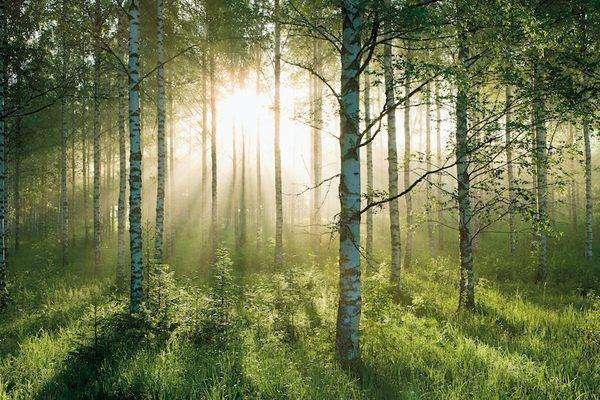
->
336;0;362;366
128;0;143;312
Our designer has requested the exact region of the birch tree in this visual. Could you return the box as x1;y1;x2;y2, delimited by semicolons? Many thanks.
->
364;67;373;263
532;59;548;282
128;0;143;313
382;0;401;289
155;0;167;262
456;29;475;311
0;0;6;308
336;0;362;366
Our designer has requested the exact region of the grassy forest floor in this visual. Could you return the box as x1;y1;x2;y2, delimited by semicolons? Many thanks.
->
0;229;599;399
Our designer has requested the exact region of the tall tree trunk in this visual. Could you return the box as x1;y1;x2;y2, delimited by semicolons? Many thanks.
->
128;0;143;313
0;14;6;306
533;61;548;282
93;0;102;277
456;35;475;311
567;124;578;231
116;14;127;290
167;96;174;254
364;67;373;264
201;66;208;217
505;85;516;255
83;115;89;242
274;0;283;267
435;81;444;251
237;137;247;250
154;0;166;262
13;122;20;253
336;0;362;366
210;54;218;259
402;47;413;270
425;82;434;256
583;119;593;261
60;31;68;266
311;40;323;257
70;111;76;244
226;124;237;230
382;5;400;289
255;68;263;250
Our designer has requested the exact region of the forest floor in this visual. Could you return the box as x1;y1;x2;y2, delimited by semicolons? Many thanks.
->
0;234;599;399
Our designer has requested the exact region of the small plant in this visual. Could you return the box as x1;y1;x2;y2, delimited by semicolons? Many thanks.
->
196;248;239;346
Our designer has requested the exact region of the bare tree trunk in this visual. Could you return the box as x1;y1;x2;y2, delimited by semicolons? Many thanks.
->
255;68;263;250
274;0;283;267
0;13;6;306
92;0;102;277
425;82;434;256
567;124;578;231
505;85;516;255
382;5;401;289
59;0;69;266
210;54;218;260
128;0;143;312
237;137;247;250
116;13;127;291
583;119;593;261
533;60;548;282
435;81;444;251
154;0;166;262
456;34;475;311
364;67;373;264
402;48;413;270
311;40;323;258
336;0;362;367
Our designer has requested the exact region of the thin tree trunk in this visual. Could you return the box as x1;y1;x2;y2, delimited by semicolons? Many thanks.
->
0;15;6;306
456;35;475;311
364;67;373;263
505;85;516;255
92;1;102;277
425;82;434;256
210;54;218;259
116;14;127;291
154;0;166;262
226;124;237;230
382;6;400;288
128;0;143;313
237;137;247;250
402;47;413;270
201;65;208;217
255;68;263;250
311;40;323;257
274;0;283;267
435;81;443;251
70;112;76;244
59;1;69;265
567;124;578;231
533;61;548;282
13;124;20;253
83;115;89;242
336;0;362;366
583;119;593;260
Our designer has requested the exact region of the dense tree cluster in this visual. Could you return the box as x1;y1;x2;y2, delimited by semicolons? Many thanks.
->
0;0;598;370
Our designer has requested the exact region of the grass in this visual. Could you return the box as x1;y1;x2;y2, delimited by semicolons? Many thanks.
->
0;229;599;399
